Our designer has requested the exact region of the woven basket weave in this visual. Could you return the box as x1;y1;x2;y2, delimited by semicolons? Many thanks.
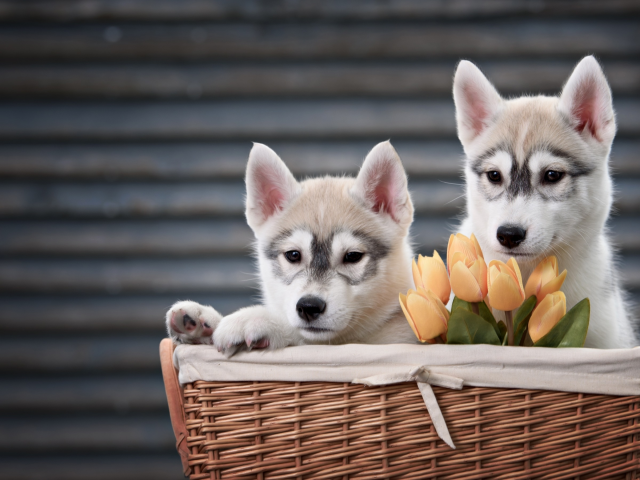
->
160;339;640;479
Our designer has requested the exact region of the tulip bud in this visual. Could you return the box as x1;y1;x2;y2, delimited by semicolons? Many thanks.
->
528;291;567;343
399;288;449;343
525;256;568;305
450;256;488;303
412;251;451;305
447;233;484;275
446;233;488;303
487;258;526;311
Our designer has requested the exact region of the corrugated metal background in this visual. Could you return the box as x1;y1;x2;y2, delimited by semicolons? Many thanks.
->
0;1;638;478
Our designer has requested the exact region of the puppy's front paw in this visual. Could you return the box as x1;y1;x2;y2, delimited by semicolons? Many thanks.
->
213;306;295;357
165;300;222;345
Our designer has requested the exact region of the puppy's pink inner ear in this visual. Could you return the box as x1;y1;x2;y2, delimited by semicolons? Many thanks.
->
363;161;402;221
253;163;289;219
463;85;490;137
259;184;286;219
571;82;602;139
370;183;392;216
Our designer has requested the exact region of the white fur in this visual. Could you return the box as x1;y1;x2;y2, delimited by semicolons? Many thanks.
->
166;141;418;355
454;56;637;348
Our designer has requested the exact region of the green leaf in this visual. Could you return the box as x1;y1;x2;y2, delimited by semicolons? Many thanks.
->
451;296;471;312
533;298;591;348
477;300;502;340
513;295;537;346
451;296;502;340
498;321;508;345
446;308;501;345
513;321;527;347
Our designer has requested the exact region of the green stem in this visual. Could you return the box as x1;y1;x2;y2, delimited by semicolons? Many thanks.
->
505;310;514;346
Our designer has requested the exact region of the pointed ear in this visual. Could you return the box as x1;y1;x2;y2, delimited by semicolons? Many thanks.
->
351;141;413;227
245;143;300;230
453;60;503;146
558;56;616;144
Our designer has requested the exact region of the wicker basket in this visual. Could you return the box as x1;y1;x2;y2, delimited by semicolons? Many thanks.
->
160;339;640;479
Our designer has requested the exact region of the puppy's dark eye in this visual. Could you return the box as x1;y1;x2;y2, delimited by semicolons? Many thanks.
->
543;170;564;183
284;250;301;263
487;171;502;184
344;252;363;263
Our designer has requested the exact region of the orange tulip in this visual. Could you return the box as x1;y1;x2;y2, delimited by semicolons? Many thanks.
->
447;233;487;302
399;288;449;343
412;251;451;305
525;256;567;305
450;256;488;303
528;291;567;343
487;258;526;311
447;233;484;275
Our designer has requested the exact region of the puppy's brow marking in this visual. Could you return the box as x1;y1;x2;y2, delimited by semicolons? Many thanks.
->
264;227;392;286
264;229;294;259
471;145;507;175
335;230;391;286
353;230;391;284
545;147;594;177
472;144;534;198
352;230;391;260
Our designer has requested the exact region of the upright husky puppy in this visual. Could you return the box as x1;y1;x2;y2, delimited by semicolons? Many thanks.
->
453;56;637;348
165;141;417;353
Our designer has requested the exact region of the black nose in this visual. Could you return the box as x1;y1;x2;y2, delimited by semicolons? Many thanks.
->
296;296;326;322
496;225;527;249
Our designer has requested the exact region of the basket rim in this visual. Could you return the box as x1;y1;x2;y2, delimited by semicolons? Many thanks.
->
172;341;640;398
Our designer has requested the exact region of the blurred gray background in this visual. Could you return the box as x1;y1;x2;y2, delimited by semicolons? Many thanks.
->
0;1;639;479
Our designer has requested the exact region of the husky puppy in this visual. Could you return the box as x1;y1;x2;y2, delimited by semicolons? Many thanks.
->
165;141;418;353
453;56;637;348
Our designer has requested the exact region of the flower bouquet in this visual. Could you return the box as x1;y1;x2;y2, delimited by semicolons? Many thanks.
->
400;233;590;347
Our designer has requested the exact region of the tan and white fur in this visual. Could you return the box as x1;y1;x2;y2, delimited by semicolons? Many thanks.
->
453;55;637;348
165;141;418;354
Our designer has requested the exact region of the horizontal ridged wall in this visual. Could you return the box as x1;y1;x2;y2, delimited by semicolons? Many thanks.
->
0;1;638;478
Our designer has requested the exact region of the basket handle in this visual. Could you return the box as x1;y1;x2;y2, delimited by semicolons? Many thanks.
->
159;338;192;476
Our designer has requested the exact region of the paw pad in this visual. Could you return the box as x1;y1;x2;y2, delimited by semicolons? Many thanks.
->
166;301;220;346
182;313;197;331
